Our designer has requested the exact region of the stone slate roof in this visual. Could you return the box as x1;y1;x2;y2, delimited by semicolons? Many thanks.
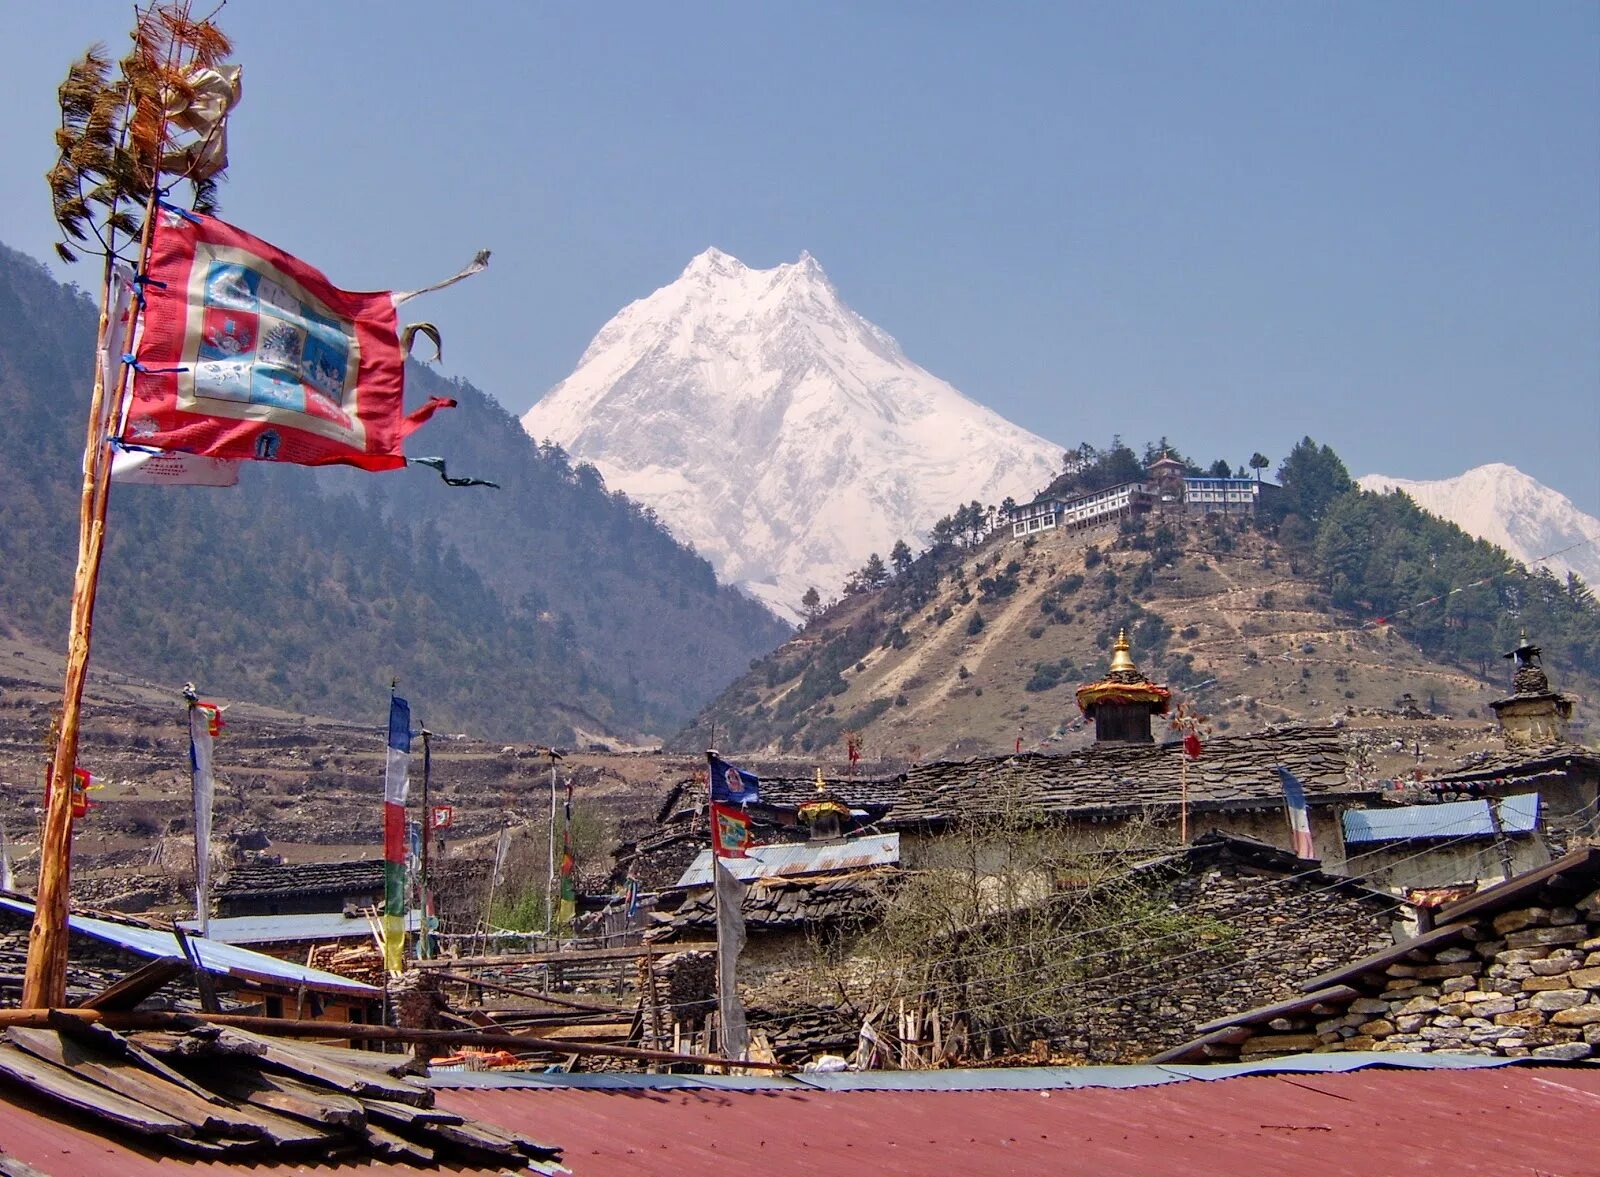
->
649;870;891;939
1423;742;1600;790
755;773;907;810
216;858;385;899
880;726;1371;828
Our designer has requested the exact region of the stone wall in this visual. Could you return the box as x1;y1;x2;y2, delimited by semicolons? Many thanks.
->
1062;856;1396;1061
1237;890;1600;1060
713;843;1400;1065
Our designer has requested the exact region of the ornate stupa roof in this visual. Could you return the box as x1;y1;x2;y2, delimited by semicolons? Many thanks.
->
797;767;852;826
1075;629;1172;715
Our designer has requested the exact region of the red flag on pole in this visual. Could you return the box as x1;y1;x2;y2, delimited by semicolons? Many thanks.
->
122;207;454;471
1183;730;1203;759
711;801;753;858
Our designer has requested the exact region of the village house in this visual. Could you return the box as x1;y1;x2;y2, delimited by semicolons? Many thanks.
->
1009;483;1156;539
1151;844;1600;1064
215;858;387;919
1333;633;1599;895
1416;633;1598;837
880;632;1380;869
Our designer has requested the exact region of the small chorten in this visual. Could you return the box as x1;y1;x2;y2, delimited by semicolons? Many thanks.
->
1075;629;1172;744
1489;630;1572;749
797;768;850;841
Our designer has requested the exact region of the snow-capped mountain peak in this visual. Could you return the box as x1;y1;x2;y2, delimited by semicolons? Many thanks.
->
1359;464;1600;587
522;249;1062;620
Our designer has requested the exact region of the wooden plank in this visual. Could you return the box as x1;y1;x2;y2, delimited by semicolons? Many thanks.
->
429;1119;530;1165
0;1041;193;1138
2;1009;790;1072
204;1069;365;1129
47;1014;224;1103
74;956;188;1012
530;1022;632;1041
5;1028;243;1137
431;970;628;1013
415;942;715;969
209;1027;432;1107
358;1098;462;1129
361;1119;436;1164
235;1034;421;1078
442;1114;564;1161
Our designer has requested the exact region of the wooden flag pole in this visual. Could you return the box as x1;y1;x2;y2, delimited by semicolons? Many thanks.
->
26;1;233;1009
707;749;720;1057
419;728;432;959
24;206;155;1010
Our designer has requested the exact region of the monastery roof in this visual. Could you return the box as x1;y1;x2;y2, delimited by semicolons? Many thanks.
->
881;726;1373;828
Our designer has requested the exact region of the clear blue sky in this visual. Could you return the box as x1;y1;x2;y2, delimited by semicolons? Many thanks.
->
4;2;1596;514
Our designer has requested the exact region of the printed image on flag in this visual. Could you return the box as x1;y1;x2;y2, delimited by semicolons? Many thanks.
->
709;753;760;805
125;208;453;471
1274;766;1317;860
711;801;753;858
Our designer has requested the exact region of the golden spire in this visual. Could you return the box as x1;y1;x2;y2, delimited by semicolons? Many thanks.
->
1108;628;1138;675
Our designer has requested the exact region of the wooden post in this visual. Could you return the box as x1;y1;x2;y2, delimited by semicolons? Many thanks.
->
1179;755;1189;845
22;1;224;1008
23;243;141;1009
1486;797;1515;881
419;729;431;959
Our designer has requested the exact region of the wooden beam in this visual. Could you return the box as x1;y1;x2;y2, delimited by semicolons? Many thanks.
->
429;969;628;1012
74;956;187;1012
0;1008;787;1071
414;942;714;969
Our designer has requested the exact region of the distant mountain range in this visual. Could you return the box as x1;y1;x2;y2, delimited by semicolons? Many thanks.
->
521;248;1062;620
1359;465;1600;589
0;241;788;742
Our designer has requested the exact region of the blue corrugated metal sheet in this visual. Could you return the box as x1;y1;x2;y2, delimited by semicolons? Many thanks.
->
1342;793;1539;843
676;832;899;887
177;910;419;946
0;896;378;996
425;1051;1535;1093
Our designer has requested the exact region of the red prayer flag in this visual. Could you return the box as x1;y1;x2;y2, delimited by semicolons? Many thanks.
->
1183;731;1203;759
711;801;753;858
123;207;453;471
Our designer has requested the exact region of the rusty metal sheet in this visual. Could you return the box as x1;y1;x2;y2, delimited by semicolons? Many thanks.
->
432;1065;1600;1177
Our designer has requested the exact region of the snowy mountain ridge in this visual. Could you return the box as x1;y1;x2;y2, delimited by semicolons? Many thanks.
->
521;248;1063;620
1359;464;1600;588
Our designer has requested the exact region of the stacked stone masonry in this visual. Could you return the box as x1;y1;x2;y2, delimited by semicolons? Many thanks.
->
1243;891;1600;1061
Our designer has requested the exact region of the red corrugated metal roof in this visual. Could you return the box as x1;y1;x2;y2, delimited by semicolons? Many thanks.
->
1;1063;1597;1175
432;1066;1600;1177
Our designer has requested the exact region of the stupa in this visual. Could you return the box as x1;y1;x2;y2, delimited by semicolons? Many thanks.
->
1074;629;1172;744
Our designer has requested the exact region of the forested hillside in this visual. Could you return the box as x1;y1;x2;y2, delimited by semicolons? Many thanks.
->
676;436;1599;759
0;243;788;741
